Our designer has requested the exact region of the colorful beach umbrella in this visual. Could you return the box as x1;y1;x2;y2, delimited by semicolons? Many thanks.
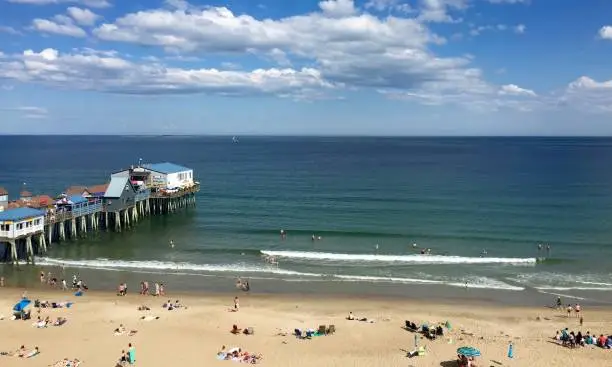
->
457;346;481;357
13;299;31;312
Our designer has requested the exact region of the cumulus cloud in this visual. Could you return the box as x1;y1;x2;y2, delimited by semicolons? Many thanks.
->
0;26;21;35
599;26;612;40
499;84;536;97
318;0;357;17
417;0;467;23
67;7;100;26
31;14;87;37
7;0;111;8
0;48;333;99
562;76;612;113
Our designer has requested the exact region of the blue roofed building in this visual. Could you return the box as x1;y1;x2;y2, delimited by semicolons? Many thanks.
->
142;162;194;189
0;207;45;240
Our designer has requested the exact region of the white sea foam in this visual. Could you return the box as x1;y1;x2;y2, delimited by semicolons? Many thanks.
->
509;272;612;291
261;250;536;265
35;257;523;291
35;257;322;277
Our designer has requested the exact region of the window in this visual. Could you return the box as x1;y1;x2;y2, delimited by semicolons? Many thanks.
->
16;223;23;230
0;224;10;231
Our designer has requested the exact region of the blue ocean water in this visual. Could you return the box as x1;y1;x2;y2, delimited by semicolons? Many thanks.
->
2;136;612;301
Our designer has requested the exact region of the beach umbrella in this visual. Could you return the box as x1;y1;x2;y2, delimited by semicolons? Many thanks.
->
13;299;31;312
457;346;481;357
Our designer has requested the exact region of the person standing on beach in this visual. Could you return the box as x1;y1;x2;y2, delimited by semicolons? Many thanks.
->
127;343;136;365
61;279;67;291
40;272;45;283
567;304;573;318
234;296;240;311
159;283;165;296
575;303;581;318
0;276;4;287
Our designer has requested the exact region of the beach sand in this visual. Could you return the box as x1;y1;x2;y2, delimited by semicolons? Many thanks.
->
0;287;610;367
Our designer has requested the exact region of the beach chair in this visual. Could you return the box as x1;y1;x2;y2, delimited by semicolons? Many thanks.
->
317;325;327;335
326;325;336;335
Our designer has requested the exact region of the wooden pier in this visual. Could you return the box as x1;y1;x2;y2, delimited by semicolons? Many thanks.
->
0;162;200;264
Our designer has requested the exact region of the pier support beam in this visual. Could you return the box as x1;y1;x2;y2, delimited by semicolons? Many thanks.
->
38;233;47;254
25;236;34;264
9;240;17;265
70;218;77;238
59;221;66;241
114;211;121;232
105;212;109;231
47;224;54;245
80;216;87;236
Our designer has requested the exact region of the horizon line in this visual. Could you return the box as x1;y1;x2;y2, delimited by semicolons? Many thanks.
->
2;134;612;138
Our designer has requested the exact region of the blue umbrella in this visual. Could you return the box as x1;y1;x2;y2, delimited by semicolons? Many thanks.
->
13;299;31;312
457;346;481;357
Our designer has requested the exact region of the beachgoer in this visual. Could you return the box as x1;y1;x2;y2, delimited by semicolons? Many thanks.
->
234;296;239;311
567;304;573;318
154;282;160;296
347;312;354;320
40;272;45;283
575;303;581;318
556;296;562;309
159;283;165;296
47;272;52;285
280;229;286;239
0;276;4;287
169;240;174;248
128;343;136;364
580;316;584;326
311;234;315;241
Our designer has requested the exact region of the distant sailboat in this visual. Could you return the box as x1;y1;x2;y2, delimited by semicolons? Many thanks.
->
232;136;239;143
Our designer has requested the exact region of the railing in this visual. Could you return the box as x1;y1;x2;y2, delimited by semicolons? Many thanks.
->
44;211;73;225
150;183;200;199
135;189;151;202
72;201;102;217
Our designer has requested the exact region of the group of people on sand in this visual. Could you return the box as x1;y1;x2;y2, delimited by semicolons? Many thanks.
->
33;315;67;328
555;328;612;349
0;345;40;358
116;343;136;366
137;281;166;296
216;346;262;364
162;299;184;310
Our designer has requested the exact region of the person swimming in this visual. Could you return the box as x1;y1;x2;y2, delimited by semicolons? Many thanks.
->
169;240;174;248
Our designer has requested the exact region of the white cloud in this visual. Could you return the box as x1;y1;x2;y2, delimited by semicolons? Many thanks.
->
365;0;413;13
599;26;612;40
514;24;526;34
0;26;21;35
0;105;48;119
67;7;100;26
499;84;536;97
7;0;111;8
318;0;357;17
417;0;467;23
31;17;86;37
561;76;612;113
0;48;334;99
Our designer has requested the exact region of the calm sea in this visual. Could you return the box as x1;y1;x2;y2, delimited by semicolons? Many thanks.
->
2;136;612;305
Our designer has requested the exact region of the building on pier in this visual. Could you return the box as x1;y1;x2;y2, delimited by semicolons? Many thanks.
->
0;187;7;211
102;176;149;232
142;162;194;189
0;207;46;263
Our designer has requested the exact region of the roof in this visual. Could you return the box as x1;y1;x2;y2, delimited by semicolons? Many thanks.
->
87;184;108;194
65;186;89;196
0;207;45;221
144;162;192;174
68;195;88;204
20;190;32;197
32;195;53;207
0;187;7;196
104;176;131;198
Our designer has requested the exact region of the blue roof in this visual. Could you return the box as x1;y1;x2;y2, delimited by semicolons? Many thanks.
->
144;162;192;174
68;195;88;204
104;176;130;198
0;207;45;222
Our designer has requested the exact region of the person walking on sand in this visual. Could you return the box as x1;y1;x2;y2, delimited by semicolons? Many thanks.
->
575;303;581;318
61;279;67;291
159;283;165;296
154;282;160;296
127;343;136;365
234;296;240;311
567;304;573;318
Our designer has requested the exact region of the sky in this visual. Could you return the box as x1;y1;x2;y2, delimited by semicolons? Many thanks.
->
0;0;611;135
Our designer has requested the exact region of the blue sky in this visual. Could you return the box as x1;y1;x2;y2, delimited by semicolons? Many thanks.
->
1;0;611;135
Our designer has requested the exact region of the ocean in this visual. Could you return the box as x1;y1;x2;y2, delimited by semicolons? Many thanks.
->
2;136;612;305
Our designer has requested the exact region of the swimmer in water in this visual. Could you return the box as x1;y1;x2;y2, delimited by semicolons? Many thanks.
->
169;240;174;248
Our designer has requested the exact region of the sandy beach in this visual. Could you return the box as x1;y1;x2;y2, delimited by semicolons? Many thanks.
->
0;286;610;367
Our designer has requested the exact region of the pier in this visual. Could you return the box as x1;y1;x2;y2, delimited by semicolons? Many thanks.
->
0;162;199;264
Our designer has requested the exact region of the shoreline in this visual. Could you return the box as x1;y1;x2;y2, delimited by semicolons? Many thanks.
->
3;263;612;308
1;286;611;366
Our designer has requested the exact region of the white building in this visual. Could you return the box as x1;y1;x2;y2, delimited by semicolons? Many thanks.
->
0;187;7;211
142;162;194;189
0;207;46;239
